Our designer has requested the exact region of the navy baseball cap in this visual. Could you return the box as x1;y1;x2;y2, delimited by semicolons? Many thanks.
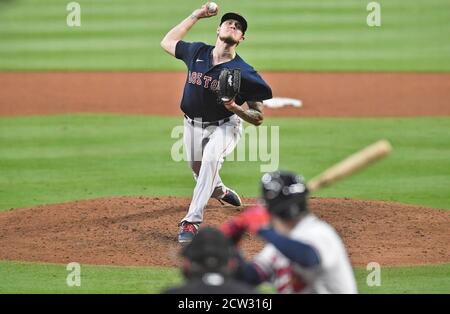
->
220;12;248;33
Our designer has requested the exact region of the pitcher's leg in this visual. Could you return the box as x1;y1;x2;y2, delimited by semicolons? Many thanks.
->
185;126;224;199
181;120;205;224
211;119;242;200
184;124;234;199
213;118;243;206
211;176;226;199
182;124;239;223
183;119;203;173
190;157;224;199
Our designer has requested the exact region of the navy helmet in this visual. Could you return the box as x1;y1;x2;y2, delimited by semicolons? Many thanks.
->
181;227;234;274
261;170;309;220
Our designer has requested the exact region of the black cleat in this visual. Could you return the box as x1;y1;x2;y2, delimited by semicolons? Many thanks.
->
220;189;242;207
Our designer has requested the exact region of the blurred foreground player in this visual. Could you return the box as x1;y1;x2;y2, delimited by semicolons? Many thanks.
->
163;227;256;294
222;171;357;294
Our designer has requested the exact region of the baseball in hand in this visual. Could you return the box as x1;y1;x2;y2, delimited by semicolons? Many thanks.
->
207;2;218;14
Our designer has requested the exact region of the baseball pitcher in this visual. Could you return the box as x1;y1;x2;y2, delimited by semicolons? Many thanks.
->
161;2;272;243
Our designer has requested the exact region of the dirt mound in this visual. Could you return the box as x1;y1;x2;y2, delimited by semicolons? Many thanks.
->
0;196;448;267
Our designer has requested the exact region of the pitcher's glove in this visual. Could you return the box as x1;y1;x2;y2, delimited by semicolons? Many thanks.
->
218;68;241;102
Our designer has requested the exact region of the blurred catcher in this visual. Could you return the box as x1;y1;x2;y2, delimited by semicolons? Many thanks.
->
222;170;357;294
163;227;256;294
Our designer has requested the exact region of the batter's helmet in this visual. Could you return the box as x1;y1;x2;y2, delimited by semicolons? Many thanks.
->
261;170;309;220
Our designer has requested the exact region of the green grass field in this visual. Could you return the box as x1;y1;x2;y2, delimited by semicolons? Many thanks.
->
1;260;449;294
1;115;449;211
0;0;449;71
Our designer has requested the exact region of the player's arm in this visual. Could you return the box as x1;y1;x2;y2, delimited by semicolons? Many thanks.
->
258;228;321;268
223;100;264;126
233;253;267;286
160;3;217;57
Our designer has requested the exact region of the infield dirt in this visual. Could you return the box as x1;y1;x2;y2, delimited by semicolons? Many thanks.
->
0;196;449;267
1;72;449;117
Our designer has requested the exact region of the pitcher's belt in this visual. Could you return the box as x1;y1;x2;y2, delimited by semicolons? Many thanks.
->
184;114;230;128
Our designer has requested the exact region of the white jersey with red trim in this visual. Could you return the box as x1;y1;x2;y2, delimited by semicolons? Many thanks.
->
253;214;357;294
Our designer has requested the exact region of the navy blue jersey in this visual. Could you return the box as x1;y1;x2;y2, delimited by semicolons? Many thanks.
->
175;41;272;122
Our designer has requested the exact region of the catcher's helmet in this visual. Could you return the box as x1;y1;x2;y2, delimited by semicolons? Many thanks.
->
261;170;309;220
181;227;234;274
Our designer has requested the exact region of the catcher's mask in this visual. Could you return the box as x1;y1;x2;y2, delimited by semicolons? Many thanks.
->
181;227;235;278
261;170;309;220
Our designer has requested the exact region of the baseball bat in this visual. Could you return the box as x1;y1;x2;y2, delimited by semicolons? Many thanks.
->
307;139;392;192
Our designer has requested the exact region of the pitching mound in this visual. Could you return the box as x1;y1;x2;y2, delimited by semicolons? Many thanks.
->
0;196;448;267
